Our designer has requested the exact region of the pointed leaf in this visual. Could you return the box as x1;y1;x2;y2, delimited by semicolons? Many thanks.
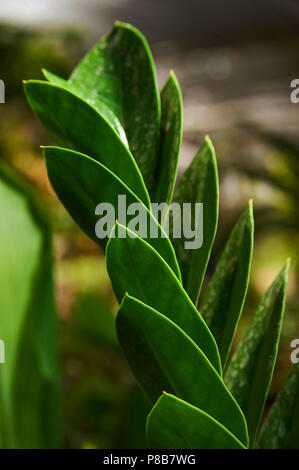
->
106;224;220;372
257;362;299;449
150;71;182;203
70;21;161;182
224;262;289;447
42;69;68;88
42;69;129;146
116;295;248;446
43;146;180;278
171;137;219;304
24;80;150;208
201;201;254;368
147;393;246;449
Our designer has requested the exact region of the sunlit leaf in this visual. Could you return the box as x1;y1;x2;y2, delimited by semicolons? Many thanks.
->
69;21;161;183
24;80;150;208
42;68;128;146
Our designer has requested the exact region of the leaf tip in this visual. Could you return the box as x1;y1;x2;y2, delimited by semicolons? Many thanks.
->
284;257;291;273
114;20;127;30
248;198;254;215
203;134;214;152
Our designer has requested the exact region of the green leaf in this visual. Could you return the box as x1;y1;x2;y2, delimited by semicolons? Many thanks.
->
69;21;161;183
201;201;254;368
257;362;299;449
170;137;219;304
43;146;180;279
147;393;246;449
0;163;60;449
42;69;68;88
116;295;248;446
150;71;182;203
24;80;150;208
224;261;289;447
106;224;220;372
42;69;129;146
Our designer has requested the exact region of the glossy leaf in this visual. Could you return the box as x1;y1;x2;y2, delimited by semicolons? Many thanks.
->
116;295;248;446
42;68;129;146
43;146;180;278
42;69;68;88
24;80;150;208
170;137;219;304
257;362;299;449
0;163;59;449
224;261;289;447
70;21;161;182
147;393;246;449
201;201;254;368
150;71;182;204
106;224;220;372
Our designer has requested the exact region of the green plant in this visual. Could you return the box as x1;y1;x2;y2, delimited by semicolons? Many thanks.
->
24;22;298;449
0;162;60;449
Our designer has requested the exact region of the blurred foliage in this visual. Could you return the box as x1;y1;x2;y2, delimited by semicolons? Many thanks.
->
0;161;59;448
0;23;82;97
0;21;298;447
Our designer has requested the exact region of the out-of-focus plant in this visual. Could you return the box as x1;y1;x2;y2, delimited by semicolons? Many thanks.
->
0;162;60;449
0;23;83;99
24;22;296;449
238;127;299;237
0;23;84;197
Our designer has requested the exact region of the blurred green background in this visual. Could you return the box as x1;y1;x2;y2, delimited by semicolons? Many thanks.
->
0;0;299;448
